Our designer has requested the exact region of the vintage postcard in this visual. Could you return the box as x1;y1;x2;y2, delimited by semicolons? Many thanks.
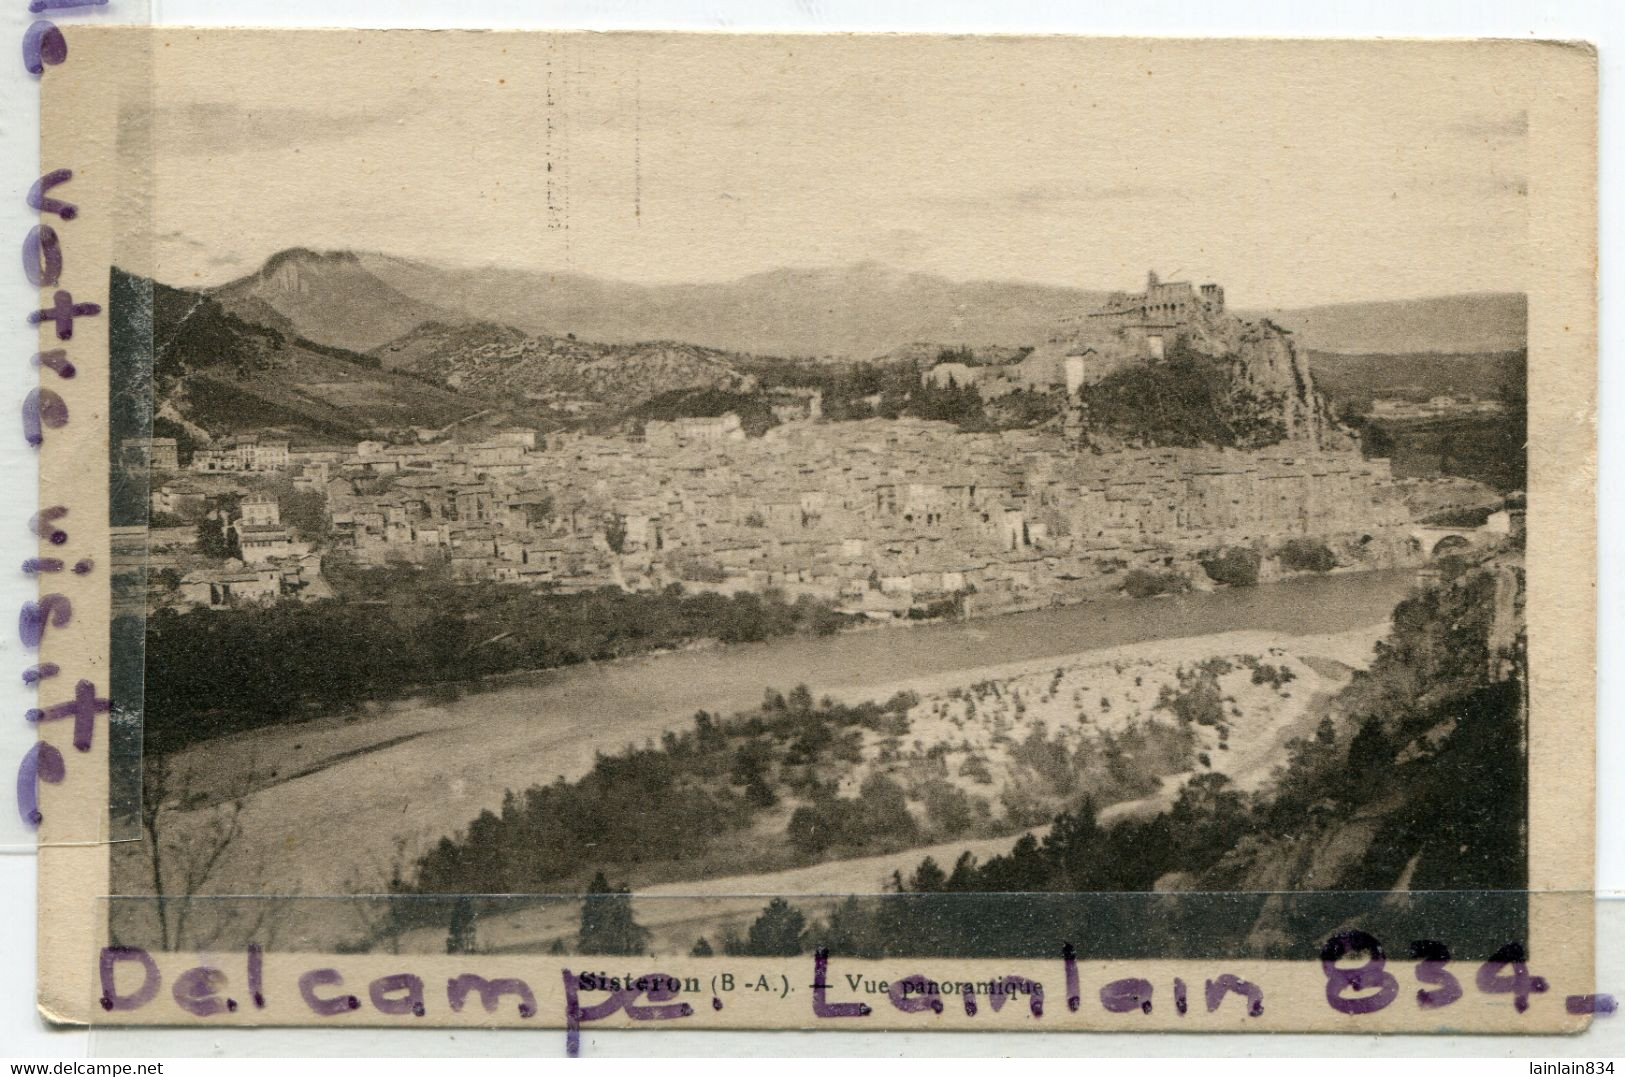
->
29;29;1597;1039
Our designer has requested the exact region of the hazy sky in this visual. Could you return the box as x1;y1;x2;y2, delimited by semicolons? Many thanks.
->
116;32;1534;307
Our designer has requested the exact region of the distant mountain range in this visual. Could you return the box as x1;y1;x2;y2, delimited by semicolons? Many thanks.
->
1242;294;1528;356
215;250;1101;359
211;247;1527;359
121;249;1528;442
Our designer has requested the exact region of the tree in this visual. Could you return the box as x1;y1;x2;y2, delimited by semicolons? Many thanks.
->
576;872;650;956
278;486;330;541
1199;546;1261;587
907;856;947;893
344;833;422;954
1042;801;1105;889
1276;538;1337;573
921;779;976;836
857;773;918;843
691;937;714;957
734;898;806;956
123;753;280;952
787;683;814;717
1436;430;1458;476
196;515;229;559
787;805;831;857
802;896;877;958
446;895;478;954
744;772;777;809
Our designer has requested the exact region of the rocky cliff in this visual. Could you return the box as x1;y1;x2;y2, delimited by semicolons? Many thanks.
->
1218;318;1345;448
1188;550;1528;957
1051;300;1350;450
211;248;459;353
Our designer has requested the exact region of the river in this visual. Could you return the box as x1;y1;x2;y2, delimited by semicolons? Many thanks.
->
163;569;1419;899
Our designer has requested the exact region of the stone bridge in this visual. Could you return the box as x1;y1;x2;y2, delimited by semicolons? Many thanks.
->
1410;513;1512;559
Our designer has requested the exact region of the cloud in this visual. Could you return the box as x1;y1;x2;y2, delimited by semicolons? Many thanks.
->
151;230;255;275
154;229;206;253
119;99;413;158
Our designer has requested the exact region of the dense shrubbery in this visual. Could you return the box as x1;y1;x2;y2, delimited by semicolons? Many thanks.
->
1122;569;1191;598
694;777;1252;960
1155;669;1226;728
1421;505;1495;528
981;388;1064;430
1080;350;1242;448
733;353;1059;433
401;558;1527;961
1199;545;1261;587
139;582;856;753
904;379;988;428
630;387;780;437
1275;538;1338;573
409;688;919;895
788;772;919;857
1067;334;1310;449
772;557;1527;960
1249;662;1296;689
1344;375;1527;493
728;355;911;421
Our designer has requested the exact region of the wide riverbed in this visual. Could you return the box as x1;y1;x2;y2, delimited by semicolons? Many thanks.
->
164;569;1420;898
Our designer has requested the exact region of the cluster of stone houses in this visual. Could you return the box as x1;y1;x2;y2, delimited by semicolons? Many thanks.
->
171;488;330;610
129;415;1408;617
132;473;334;611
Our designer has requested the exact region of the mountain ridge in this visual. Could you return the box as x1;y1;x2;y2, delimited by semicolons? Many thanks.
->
121;251;1528;446
111;266;491;443
1238;293;1527;355
204;247;1525;358
210;248;462;354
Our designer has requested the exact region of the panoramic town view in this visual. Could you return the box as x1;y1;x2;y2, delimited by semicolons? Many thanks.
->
104;253;1529;961
101;34;1532;962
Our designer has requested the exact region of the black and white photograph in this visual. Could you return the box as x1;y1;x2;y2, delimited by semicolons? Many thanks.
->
14;27;1599;1046
95;33;1544;966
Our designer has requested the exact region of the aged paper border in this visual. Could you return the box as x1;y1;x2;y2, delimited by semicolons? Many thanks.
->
34;28;1598;1034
